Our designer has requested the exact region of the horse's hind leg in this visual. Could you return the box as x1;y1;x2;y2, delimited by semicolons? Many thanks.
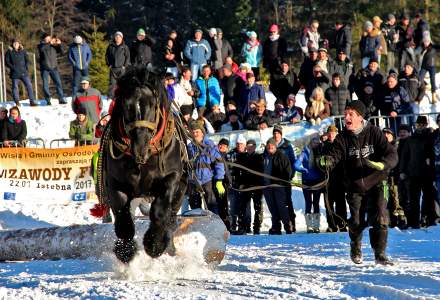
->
144;172;180;258
111;191;137;263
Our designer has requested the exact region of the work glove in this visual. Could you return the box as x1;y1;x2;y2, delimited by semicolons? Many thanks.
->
318;156;333;169
365;159;385;171
215;181;225;197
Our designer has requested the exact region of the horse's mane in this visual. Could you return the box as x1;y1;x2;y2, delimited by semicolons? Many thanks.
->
110;66;169;131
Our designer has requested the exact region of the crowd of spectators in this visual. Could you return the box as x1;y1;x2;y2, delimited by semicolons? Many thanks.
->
0;12;439;233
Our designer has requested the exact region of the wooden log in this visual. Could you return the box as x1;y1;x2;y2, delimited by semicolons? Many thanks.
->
0;209;229;265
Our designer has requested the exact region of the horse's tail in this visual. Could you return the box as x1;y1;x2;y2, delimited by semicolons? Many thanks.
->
90;123;111;218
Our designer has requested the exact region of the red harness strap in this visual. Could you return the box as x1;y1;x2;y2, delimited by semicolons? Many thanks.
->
150;107;167;145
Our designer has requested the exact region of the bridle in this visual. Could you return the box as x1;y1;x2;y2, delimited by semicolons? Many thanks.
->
109;83;172;164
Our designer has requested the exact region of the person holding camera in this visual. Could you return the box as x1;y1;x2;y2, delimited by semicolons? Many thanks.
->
37;33;66;105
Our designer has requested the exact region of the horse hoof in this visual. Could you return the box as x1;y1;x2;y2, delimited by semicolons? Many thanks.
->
143;229;170;258
114;239;138;263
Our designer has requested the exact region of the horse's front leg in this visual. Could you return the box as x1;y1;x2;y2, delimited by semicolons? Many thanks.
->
110;190;137;263
143;172;180;258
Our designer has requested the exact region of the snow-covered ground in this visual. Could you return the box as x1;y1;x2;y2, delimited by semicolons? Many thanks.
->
0;200;439;299
1;90;440;299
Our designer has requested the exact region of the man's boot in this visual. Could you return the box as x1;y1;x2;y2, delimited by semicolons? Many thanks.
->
313;213;320;233
305;214;314;233
230;215;238;232
369;228;394;266
350;241;362;264
349;229;362;264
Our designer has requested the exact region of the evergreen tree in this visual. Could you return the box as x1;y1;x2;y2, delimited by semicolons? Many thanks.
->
83;23;109;94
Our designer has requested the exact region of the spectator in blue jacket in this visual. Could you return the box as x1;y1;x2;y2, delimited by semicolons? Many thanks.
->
5;39;36;106
184;29;212;82
241;31;262;80
68;35;92;100
359;21;380;68
195;65;221;116
295;136;324;233
187;120;225;214
239;72;265;116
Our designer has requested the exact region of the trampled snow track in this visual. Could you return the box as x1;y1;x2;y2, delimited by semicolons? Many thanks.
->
0;228;439;299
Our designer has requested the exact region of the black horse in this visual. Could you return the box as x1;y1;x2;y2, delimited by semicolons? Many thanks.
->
100;66;186;263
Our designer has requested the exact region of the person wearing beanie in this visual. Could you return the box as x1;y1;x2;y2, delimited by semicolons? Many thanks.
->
397;122;411;225
212;28;233;72
214;137;231;231
233;137;265;235
37;32;66;105
239;71;265;116
382;13;399;73
68;34;92;100
184;29;212;82
224;133;249;233
332;21;352;59
5;38;37;106
269;60;301;107
220;109;244;132
321;124;347;233
354;57;386;117
325;72;351;127
396;13;417;72
187;120;225;215
105;31;130;100
319;97;398;265
69;105;94;146
295;137;325;233
263;136;294;234
379;71;411;132
72;76;103;125
413;12;429;49
218;138;230;149
359;20;381;68
221;63;245;110
272;123;297;229
299;20;322;57
299;46;319;89
419;35;437;103
331;48;353;89
241;31;262;80
382;127;407;229
263;23;288;75
400;114;439;229
130;28;155;68
398;62;425;106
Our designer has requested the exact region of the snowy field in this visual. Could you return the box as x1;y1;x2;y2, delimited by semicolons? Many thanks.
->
0;88;440;299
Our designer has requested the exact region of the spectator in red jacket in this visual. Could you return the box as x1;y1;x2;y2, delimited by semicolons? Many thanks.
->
72;76;103;125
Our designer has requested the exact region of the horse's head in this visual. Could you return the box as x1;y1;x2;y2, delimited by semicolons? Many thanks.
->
112;66;169;164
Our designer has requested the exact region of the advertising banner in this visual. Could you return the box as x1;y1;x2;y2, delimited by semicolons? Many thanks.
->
0;145;99;203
